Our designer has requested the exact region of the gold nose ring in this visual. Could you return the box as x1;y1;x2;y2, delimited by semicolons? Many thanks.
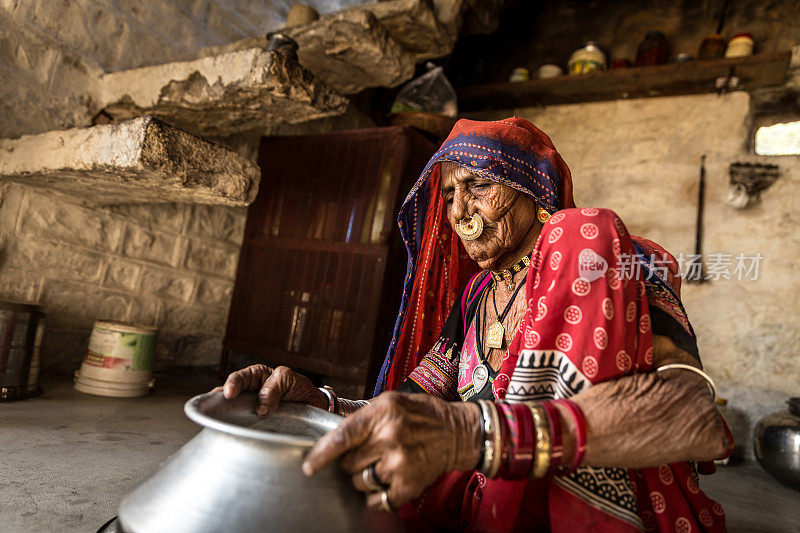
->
454;213;483;240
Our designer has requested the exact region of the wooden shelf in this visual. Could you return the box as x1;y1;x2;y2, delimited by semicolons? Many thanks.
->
457;51;791;111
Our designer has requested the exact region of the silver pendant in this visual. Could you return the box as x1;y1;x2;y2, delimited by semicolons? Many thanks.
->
472;363;489;393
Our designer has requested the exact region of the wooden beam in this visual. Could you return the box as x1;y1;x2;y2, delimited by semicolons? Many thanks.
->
457;52;791;111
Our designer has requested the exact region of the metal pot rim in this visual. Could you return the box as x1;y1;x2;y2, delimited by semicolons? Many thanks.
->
184;391;340;448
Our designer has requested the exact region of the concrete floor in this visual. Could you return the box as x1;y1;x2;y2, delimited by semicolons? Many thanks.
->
1;378;799;532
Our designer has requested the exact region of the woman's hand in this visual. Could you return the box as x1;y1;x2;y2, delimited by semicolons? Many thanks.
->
213;364;328;417
301;391;482;511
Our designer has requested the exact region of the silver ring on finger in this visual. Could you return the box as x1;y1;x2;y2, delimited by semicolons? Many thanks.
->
380;490;394;513
362;463;385;492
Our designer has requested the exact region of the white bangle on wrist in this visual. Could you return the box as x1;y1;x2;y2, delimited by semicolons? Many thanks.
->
477;399;501;478
318;386;337;413
656;363;717;400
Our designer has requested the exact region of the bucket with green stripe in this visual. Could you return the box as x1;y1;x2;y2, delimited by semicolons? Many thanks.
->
75;321;158;398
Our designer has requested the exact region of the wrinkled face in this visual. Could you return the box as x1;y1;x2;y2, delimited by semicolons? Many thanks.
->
440;161;539;270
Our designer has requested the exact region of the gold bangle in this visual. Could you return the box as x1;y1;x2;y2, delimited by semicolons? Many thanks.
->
526;402;551;479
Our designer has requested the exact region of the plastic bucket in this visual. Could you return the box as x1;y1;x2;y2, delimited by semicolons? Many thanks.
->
74;321;157;398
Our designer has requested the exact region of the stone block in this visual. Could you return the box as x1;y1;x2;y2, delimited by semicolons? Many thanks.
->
0;267;41;303
286;10;416;94
105;203;187;234
127;297;159;326
364;0;456;59
121;224;182;267
103;259;142;292
139;267;195;302
18;191;124;252
154;335;223;368
7;238;104;284
41;281;130;329
98;48;348;137
158;301;228;337
0;116;260;206
194;278;234;309
183;239;239;279
186;204;247;245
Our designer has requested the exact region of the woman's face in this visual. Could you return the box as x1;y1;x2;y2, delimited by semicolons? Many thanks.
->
440;161;539;271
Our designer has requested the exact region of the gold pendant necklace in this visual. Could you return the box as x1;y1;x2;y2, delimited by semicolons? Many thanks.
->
486;321;505;350
486;273;527;350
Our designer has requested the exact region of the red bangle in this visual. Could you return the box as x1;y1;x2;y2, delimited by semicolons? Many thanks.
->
552;399;587;474
496;403;512;477
540;400;563;475
513;403;535;478
497;403;535;478
496;402;509;477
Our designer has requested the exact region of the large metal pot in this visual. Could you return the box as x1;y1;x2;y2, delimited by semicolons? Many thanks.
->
117;392;402;532
753;397;800;490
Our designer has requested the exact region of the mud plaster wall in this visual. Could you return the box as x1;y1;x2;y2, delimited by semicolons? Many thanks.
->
468;91;800;455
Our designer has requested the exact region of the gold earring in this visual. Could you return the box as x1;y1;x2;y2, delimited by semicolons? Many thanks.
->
537;208;551;223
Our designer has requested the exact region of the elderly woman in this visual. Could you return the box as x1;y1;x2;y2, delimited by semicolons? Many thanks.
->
220;118;731;532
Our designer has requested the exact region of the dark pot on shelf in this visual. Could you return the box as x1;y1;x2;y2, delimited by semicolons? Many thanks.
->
635;31;670;66
753;397;800;490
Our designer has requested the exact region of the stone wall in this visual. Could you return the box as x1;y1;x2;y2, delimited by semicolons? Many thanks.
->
0;183;246;373
468;91;800;453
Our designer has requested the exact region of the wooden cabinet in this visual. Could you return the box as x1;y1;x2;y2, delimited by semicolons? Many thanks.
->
222;126;436;397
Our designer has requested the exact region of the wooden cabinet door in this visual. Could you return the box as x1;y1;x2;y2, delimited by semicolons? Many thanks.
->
223;126;435;395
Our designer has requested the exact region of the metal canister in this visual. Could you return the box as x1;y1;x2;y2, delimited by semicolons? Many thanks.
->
725;33;754;58
535;64;563;79
0;301;45;401
567;42;606;75
508;68;530;82
698;34;727;60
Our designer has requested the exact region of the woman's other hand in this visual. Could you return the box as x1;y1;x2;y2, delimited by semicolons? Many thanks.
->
213;364;329;417
301;391;482;511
